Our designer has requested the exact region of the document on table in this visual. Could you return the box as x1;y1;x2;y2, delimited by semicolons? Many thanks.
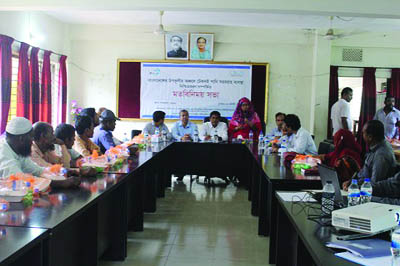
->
335;251;392;266
276;192;317;202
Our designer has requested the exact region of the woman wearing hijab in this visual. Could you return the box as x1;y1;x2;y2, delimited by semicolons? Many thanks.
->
228;97;262;140
320;129;362;183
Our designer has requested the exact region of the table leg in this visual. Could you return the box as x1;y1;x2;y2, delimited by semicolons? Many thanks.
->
99;182;127;261
46;204;98;266
251;164;260;217
143;170;157;213
296;236;314;266
128;173;144;232
275;200;298;266
258;175;268;236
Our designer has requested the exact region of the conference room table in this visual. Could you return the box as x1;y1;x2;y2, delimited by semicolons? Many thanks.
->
272;191;360;266
0;140;326;266
0;226;48;266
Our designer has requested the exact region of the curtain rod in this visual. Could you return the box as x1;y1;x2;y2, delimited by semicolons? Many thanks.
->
12;38;66;58
332;65;392;70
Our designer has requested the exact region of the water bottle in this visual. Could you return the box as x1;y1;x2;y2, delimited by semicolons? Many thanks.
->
391;213;400;265
144;132;149;144
161;129;167;142
321;181;335;216
347;179;360;207
360;178;373;204
123;133;129;142
248;130;253;142
258;132;264;148
155;128;160;136
212;129;219;143
193;131;199;142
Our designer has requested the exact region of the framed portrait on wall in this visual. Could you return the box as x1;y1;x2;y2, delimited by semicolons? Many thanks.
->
190;33;214;61
165;33;189;60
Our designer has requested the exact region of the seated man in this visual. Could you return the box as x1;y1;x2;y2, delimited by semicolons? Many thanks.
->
268;112;286;138
80;107;100;127
345;120;396;189
73;115;101;157
199;111;228;142
0;117;79;187
92;110;120;154
31;122;71;168
172;110;198;142
271;123;294;152
143;111;171;138
284;114;317;155
370;172;400;205
55;123;82;167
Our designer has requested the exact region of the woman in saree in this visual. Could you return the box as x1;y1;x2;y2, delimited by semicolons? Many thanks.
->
228;97;262;140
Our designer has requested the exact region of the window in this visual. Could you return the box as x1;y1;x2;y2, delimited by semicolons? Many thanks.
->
7;57;19;122
338;76;389;133
51;62;60;128
7;50;61;127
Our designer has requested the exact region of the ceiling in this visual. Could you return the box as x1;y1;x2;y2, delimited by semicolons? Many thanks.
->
43;10;400;32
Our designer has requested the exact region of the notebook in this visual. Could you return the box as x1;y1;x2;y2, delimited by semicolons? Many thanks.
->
326;239;391;258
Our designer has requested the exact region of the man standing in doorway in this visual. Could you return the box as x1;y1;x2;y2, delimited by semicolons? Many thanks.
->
374;96;400;139
331;87;353;135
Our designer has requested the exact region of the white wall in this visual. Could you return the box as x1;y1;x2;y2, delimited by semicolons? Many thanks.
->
331;32;400;68
68;25;330;141
0;11;69;58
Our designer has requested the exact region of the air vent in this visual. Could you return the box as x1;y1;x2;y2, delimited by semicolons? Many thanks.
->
342;48;363;62
349;217;371;232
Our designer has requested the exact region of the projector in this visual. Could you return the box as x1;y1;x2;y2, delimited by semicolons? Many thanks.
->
331;202;400;234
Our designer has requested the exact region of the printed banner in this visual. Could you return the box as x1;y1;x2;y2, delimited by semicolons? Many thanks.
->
140;63;252;119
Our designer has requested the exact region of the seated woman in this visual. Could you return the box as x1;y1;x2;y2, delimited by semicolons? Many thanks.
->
320;129;362;183
228;97;262;140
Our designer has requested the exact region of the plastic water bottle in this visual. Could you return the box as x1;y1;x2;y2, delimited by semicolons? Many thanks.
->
360;178;373;204
258;132;264;148
321;181;335;216
123;133;129;142
347;179;360;207
162;129;167;142
155;128;160;136
248;131;253;142
144;132;149;144
391;213;400;265
193;131;199;142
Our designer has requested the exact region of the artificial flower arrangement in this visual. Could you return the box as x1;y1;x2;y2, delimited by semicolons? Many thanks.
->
70;100;83;122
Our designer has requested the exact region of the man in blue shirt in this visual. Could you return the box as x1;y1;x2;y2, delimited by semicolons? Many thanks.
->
171;110;198;181
92;109;120;153
171;110;198;142
268;112;286;138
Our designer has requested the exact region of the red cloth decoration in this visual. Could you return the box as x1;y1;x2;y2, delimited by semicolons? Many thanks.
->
16;43;30;119
39;51;52;123
0;35;14;134
59;55;68;123
327;66;339;139
357;67;377;153
30;47;40;123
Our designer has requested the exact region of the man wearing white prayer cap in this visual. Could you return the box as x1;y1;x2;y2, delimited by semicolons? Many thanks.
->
0;117;80;188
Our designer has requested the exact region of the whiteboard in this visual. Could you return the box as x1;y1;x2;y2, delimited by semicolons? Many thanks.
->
140;62;252;119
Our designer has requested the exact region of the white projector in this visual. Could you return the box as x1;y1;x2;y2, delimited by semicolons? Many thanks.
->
331;202;400;234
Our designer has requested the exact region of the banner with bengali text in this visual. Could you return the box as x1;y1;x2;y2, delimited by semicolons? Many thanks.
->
140;63;252;119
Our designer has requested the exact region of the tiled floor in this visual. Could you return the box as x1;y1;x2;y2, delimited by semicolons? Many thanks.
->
99;176;271;266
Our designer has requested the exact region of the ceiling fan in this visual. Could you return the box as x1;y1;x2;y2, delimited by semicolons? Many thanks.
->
153;11;168;35
322;16;344;40
320;16;365;40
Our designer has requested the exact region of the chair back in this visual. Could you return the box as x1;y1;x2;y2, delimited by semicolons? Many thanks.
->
203;116;228;125
131;130;142;139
